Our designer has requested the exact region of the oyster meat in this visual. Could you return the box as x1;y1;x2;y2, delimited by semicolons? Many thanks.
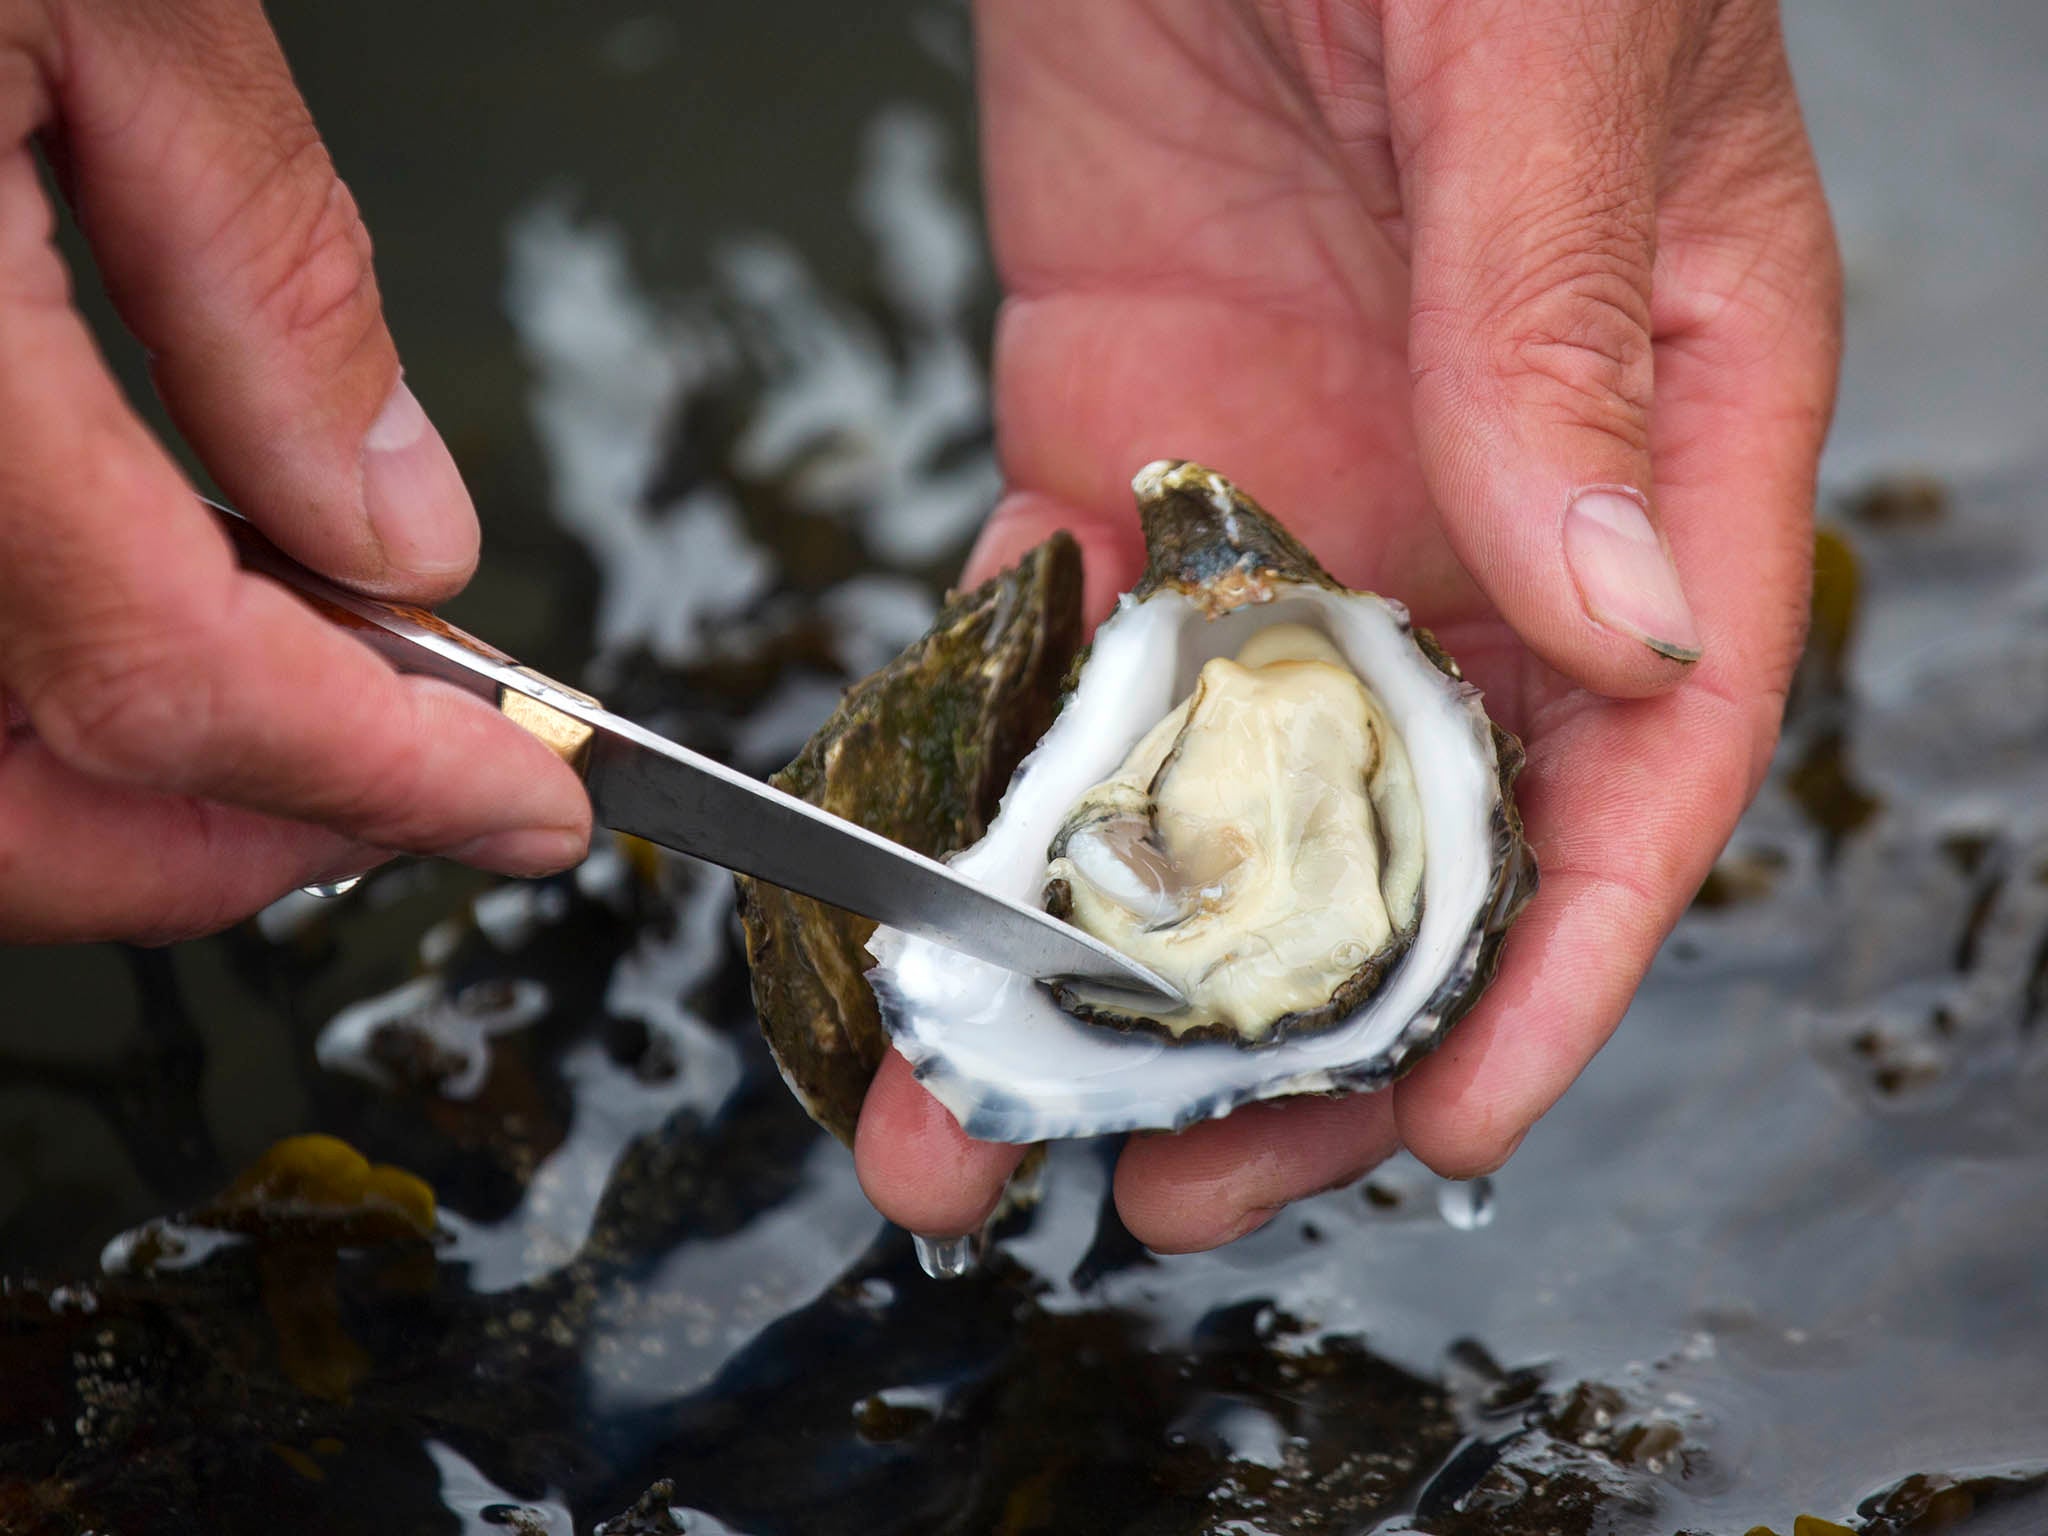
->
866;461;1535;1142
1044;619;1422;1044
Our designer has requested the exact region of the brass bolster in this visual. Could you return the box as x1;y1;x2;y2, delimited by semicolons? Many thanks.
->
497;668;598;775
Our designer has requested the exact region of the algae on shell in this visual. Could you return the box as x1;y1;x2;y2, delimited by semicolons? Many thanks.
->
736;534;1084;1143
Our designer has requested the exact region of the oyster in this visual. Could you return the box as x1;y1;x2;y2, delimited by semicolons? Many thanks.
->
737;534;1085;1144
867;461;1535;1142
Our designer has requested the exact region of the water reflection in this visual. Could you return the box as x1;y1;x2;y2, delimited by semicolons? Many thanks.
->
4;1;2048;1532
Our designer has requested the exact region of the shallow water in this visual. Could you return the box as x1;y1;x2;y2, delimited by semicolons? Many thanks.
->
5;3;2048;1533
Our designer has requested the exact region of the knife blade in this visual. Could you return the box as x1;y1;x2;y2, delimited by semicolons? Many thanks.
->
206;499;1184;1012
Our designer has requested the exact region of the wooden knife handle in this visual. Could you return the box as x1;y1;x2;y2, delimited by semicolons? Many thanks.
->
202;496;600;774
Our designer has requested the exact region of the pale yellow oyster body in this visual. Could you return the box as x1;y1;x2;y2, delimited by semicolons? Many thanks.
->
1045;624;1423;1041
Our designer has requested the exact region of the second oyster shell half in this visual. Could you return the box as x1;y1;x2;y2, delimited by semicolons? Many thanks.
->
867;460;1536;1142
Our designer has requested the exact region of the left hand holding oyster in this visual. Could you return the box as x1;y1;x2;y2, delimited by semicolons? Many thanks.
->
853;0;1841;1252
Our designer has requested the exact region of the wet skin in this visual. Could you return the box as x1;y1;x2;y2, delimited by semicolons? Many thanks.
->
854;0;1841;1253
0;0;594;946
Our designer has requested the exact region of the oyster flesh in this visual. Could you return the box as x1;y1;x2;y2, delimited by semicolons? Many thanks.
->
1043;618;1423;1044
867;461;1535;1142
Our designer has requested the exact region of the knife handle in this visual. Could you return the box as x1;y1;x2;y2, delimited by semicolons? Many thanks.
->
202;497;601;775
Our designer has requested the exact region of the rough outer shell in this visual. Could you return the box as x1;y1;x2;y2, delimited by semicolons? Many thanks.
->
737;534;1084;1145
866;461;1537;1143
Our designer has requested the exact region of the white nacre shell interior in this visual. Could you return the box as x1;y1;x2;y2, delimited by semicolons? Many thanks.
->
866;583;1511;1143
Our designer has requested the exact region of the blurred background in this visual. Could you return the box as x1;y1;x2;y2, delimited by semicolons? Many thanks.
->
4;2;2048;1532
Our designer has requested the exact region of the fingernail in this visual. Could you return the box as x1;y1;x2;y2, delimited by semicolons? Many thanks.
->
360;380;481;579
1563;487;1702;663
450;827;589;877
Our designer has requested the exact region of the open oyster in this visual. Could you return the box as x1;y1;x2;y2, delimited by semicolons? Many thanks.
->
867;461;1535;1142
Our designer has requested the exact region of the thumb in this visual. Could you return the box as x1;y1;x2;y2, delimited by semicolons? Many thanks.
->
52;0;476;600
1390;1;1701;696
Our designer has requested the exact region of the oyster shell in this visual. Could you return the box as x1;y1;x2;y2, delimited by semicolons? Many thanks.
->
866;461;1536;1142
737;534;1084;1143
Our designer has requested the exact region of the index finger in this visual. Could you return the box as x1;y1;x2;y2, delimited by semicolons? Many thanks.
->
0;148;590;873
51;0;480;598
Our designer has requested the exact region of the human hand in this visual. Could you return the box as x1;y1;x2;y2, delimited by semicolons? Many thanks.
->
0;0;591;943
855;0;1840;1250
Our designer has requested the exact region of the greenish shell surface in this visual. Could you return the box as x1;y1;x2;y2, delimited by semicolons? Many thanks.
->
736;534;1084;1143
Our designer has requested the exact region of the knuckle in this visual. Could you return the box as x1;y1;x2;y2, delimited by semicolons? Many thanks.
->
339;745;439;848
1661;172;1842;394
1491;246;1656;444
295;691;442;849
206;127;384;373
246;151;383;367
134;806;258;944
1413;181;1658;449
30;624;221;789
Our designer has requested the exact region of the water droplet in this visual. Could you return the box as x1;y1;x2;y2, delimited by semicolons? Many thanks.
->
912;1232;980;1279
300;875;365;900
46;1284;99;1315
1436;1175;1496;1231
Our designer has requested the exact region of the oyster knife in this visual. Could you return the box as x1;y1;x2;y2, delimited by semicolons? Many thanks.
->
207;500;1184;1013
